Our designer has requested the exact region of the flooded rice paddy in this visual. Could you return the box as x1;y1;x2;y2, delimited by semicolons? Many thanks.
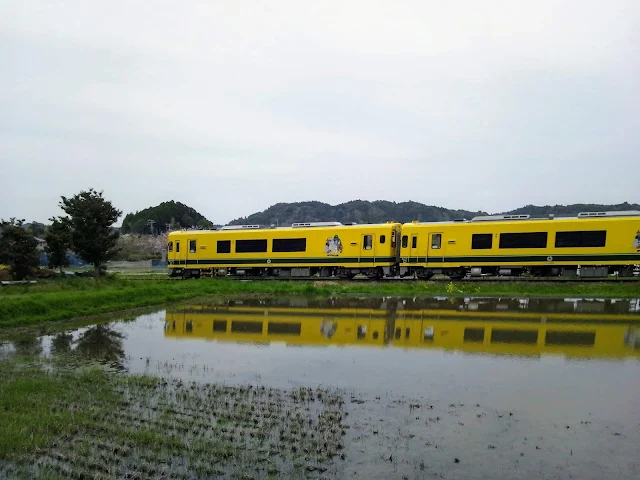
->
2;295;640;479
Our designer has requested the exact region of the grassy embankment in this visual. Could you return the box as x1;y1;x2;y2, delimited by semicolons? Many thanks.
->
1;276;639;329
0;355;345;479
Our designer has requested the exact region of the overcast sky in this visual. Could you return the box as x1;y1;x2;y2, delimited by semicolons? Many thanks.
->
1;1;638;225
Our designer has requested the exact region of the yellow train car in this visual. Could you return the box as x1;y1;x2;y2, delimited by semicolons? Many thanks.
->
167;222;401;278
164;305;640;360
392;316;640;360
164;305;390;347
399;211;640;279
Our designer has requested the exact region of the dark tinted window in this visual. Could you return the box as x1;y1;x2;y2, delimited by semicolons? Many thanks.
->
213;320;227;332
272;238;306;253
472;234;492;250
236;239;267;253
217;240;231;254
168;241;173;252
491;329;538;344
555;231;606;248
231;321;263;333
176;242;180;253
268;322;301;335
189;240;197;253
363;235;373;250
380;235;386;244
464;328;485;342
402;235;408;248
545;331;595;346
391;231;396;247
499;232;547;249
412;236;417;248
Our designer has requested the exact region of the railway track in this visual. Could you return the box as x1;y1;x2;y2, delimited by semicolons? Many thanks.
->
225;275;640;283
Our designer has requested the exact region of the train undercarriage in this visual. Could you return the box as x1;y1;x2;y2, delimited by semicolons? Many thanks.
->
171;264;638;279
400;265;638;280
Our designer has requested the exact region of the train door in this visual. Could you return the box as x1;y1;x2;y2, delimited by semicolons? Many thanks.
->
360;233;375;263
426;232;444;263
409;234;419;263
186;238;197;265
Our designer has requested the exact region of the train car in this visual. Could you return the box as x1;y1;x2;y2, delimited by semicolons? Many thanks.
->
167;221;401;279
164;304;640;360
399;211;640;279
164;305;390;347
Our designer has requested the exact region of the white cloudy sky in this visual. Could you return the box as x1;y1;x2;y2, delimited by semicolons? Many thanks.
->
1;0;638;224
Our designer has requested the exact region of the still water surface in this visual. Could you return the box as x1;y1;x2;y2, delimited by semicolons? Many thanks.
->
5;295;640;479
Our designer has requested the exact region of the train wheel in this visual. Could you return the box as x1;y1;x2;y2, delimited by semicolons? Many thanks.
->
448;268;466;281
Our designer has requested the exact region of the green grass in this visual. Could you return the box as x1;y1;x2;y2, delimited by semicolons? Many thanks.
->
0;276;638;329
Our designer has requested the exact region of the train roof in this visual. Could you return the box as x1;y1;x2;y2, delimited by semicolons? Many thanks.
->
168;221;400;235
403;210;640;226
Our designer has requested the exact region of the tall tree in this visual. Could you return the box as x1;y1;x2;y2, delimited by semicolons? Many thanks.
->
44;217;72;273
60;189;122;275
0;218;39;280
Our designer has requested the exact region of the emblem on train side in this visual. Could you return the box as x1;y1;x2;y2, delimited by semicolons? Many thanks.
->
324;235;343;256
635;231;640;250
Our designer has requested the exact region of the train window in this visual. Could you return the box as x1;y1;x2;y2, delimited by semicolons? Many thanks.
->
391;231;396;247
471;234;492;250
236;239;268;253
272;238;307;252
357;325;367;339
372;331;379;339
402;235;408;248
545;330;595;346
555;230;606;248
231;321;263;333
189;240;197;253
412;236;417;248
490;329;538;344
176;241;180;253
268;322;302;335
463;328;485;342
217;240;231;253
499;232;547;249
168;241;173;252
213;320;227;332
405;328;410;338
363;235;373;250
423;326;434;340
380;235;386;244
394;328;401;339
186;320;193;333
431;234;441;249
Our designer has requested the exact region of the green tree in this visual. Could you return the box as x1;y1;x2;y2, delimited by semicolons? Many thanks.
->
197;219;214;230
0;218;39;280
59;189;122;275
44;217;71;273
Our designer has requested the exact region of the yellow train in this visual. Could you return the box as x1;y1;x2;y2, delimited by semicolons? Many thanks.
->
167;211;640;279
164;303;640;359
167;221;401;278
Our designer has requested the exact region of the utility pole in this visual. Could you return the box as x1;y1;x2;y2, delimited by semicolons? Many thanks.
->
147;219;156;236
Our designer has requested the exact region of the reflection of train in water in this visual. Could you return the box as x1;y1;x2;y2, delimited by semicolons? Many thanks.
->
164;298;640;359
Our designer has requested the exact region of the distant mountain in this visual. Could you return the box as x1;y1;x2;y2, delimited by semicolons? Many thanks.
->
229;200;487;226
229;200;640;227
121;201;212;234
502;202;640;217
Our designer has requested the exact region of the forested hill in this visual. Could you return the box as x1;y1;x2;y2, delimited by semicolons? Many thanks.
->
502;202;640;217
121;201;212;234
229;201;487;226
229;200;640;226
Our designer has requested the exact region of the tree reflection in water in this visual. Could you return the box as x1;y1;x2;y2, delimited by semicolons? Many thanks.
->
50;332;74;355
75;324;126;364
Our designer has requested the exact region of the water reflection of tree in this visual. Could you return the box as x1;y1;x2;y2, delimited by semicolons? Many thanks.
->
50;332;74;355
75;325;125;363
13;335;42;356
